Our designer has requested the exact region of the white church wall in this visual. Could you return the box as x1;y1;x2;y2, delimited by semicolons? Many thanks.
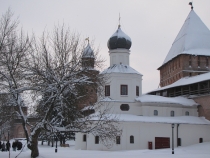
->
75;121;210;151
179;124;210;146
75;133;87;150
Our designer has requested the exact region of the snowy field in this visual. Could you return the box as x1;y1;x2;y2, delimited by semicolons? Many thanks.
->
0;141;210;158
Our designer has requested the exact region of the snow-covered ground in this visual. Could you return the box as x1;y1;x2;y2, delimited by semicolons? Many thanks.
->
0;141;210;158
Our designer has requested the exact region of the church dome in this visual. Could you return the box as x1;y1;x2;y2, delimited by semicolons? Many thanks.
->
82;44;95;58
107;26;132;50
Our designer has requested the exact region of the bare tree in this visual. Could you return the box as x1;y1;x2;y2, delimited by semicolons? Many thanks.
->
0;9;121;158
0;9;33;142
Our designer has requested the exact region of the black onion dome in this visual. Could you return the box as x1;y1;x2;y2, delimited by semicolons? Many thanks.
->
107;27;132;50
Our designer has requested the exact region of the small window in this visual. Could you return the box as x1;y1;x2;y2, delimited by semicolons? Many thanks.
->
121;85;128;95
154;110;158;116
178;138;181;146
95;136;99;144
116;136;120;144
185;111;189;116
171;111;175;117
189;73;192;76
206;58;209;66
198;56;200;66
199;138;203;143
136;86;139;96
83;134;86;142
105;85;110;96
120;104;129;111
130;135;134;144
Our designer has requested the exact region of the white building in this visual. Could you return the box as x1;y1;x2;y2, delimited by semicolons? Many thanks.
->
75;8;210;151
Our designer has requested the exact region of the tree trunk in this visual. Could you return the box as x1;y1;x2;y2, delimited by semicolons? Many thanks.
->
28;137;39;158
28;129;41;158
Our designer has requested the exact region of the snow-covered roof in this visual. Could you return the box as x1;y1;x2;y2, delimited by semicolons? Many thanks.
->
161;10;210;66
118;114;210;125
100;97;134;103
82;44;94;58
149;72;210;92
136;95;198;106
101;64;142;75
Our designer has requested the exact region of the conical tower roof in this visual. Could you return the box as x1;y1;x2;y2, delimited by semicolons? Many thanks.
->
161;10;210;67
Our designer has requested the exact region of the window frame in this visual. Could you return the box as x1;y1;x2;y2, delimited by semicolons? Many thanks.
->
185;111;189;116
130;135;134;144
83;134;86;142
171;111;175;117
154;110;158;116
121;85;128;95
95;136;99;144
120;104;130;111
116;136;120;144
105;85;110;96
136;86;139;96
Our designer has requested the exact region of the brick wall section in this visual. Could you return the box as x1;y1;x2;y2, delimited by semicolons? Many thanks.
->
159;55;210;87
193;95;210;121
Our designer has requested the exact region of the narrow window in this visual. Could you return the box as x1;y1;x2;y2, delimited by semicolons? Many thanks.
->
154;110;158;116
121;85;128;95
189;73;192;77
130;135;134;144
105;85;110;96
189;55;191;66
171;111;175;117
206;58;209;66
116;136;120;144
185;111;189;116
178;138;181;146
120;104;129;111
83;134;86;142
136;86;139;96
95;136;99;144
198;56;200;66
199;138;203;143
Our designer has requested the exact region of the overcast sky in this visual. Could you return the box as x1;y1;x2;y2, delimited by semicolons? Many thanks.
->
1;0;210;93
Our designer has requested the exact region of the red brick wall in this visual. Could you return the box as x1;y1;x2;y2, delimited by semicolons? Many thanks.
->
159;55;210;87
193;95;210;121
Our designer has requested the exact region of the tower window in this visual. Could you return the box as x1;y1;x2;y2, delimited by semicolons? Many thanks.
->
95;136;99;144
105;85;110;96
136;86;139;96
154;110;158;116
130;135;134;144
198;56;200;66
121;85;128;95
171;111;175;117
116;136;120;144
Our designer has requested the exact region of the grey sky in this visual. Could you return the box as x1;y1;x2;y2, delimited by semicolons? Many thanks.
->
1;0;210;93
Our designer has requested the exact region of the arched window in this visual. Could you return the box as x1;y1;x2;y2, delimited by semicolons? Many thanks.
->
171;111;175;117
95;136;99;144
120;104;129;111
83;134;86;142
130;135;134;144
185;111;189;116
154;110;158;116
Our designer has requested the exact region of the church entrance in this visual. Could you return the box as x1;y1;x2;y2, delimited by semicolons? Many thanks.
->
155;137;170;149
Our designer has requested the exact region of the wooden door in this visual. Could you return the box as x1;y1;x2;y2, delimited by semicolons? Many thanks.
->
155;137;170;149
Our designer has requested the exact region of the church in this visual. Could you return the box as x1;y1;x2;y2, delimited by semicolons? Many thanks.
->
75;5;210;150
